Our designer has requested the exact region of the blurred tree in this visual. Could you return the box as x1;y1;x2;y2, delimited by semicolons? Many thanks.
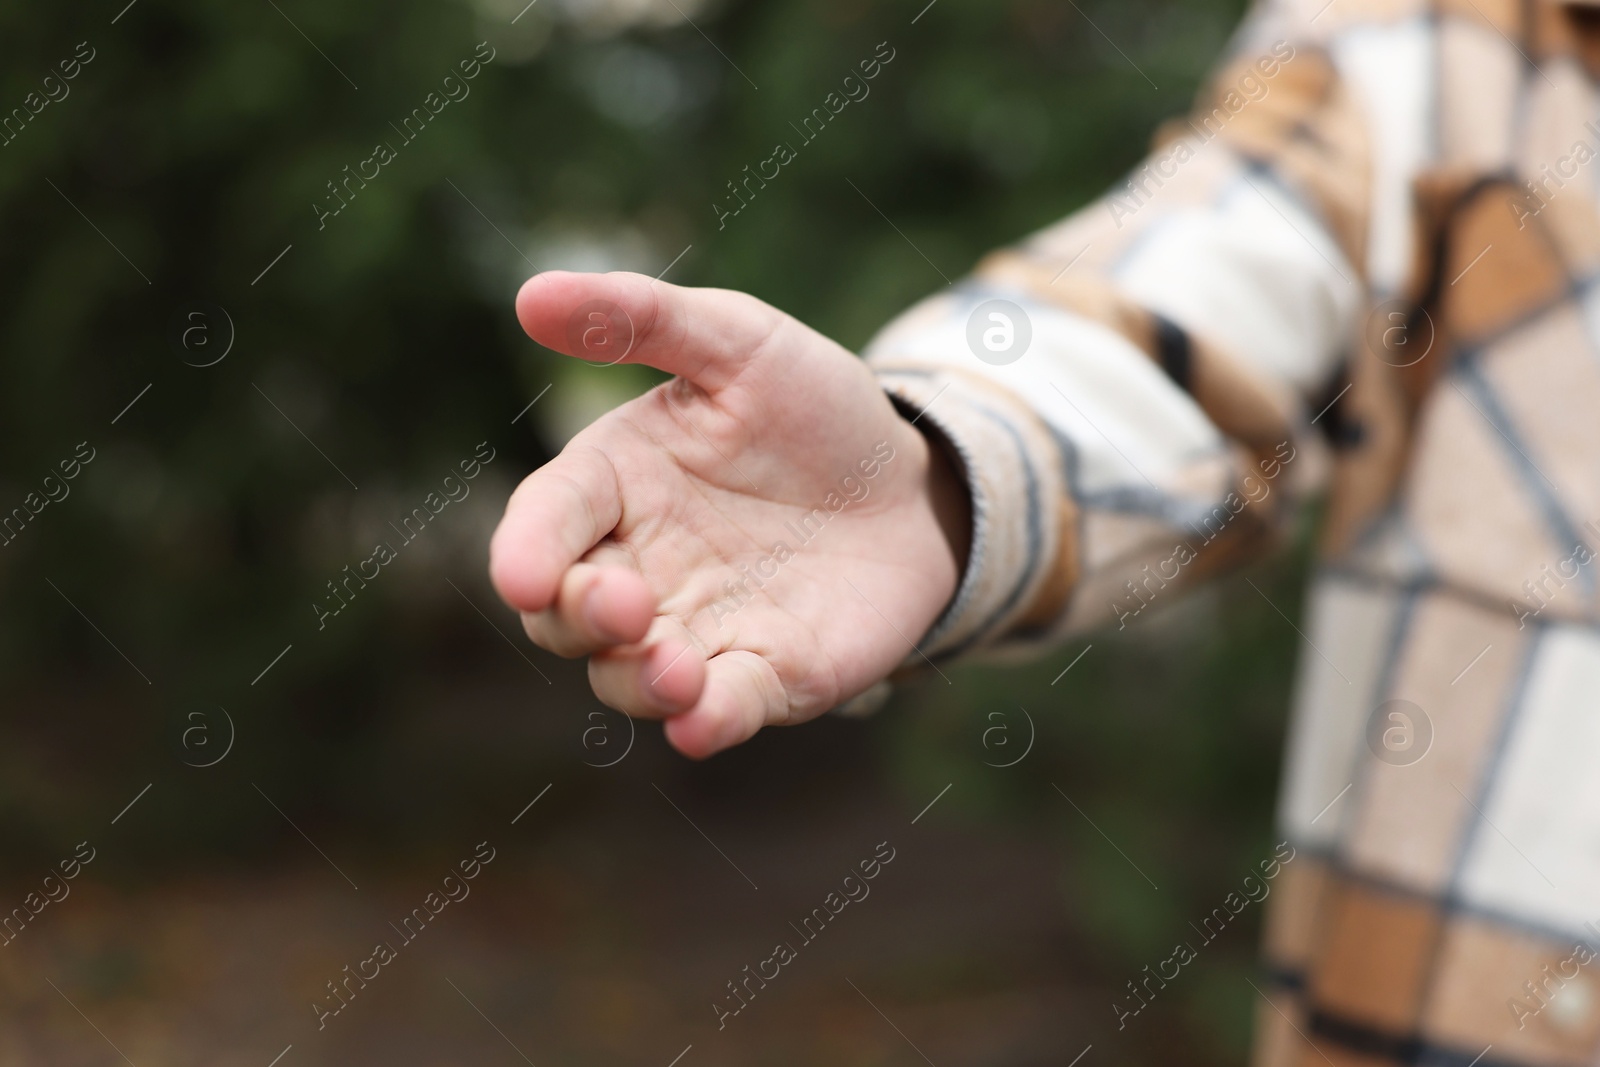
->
2;1;1313;1062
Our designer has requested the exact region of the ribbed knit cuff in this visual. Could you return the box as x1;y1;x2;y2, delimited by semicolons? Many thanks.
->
875;366;1068;660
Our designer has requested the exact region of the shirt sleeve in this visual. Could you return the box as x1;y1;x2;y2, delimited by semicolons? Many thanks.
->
865;0;1414;661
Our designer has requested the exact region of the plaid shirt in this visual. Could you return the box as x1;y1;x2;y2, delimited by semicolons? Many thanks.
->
865;1;1600;1063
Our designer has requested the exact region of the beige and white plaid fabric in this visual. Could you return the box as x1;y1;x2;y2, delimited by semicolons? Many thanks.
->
865;1;1600;1063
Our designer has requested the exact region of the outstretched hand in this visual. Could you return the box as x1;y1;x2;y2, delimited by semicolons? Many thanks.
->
489;271;969;759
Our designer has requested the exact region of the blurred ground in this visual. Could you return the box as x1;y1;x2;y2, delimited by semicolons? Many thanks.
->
0;783;1099;1067
0;556;1304;1067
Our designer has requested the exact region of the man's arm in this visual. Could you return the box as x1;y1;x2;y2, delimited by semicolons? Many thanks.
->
489;0;1414;755
866;0;1409;659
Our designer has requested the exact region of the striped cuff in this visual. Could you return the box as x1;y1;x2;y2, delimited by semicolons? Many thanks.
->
876;366;1070;660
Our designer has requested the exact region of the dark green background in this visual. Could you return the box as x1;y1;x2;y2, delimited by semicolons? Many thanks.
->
0;1;1322;1063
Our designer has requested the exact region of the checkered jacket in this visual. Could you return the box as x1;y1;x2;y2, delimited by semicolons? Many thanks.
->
866;1;1600;1063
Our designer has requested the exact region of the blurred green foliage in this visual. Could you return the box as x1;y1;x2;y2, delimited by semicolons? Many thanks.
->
0;0;1312;1060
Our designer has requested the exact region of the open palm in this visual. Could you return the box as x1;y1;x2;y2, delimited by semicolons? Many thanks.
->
489;271;966;758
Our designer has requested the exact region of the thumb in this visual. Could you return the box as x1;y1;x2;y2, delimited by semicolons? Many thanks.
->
515;270;784;392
